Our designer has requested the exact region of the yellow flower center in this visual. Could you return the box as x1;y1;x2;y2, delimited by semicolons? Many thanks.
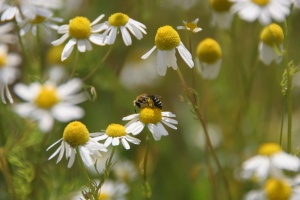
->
196;38;222;63
210;0;232;12
260;23;284;46
185;22;198;31
258;143;282;156
264;178;291;200
105;124;126;137
252;0;269;6
34;86;60;109
68;16;91;39
98;192;110;200
31;15;46;24
46;45;66;64
139;108;162;124
63;121;90;147
155;25;181;50
0;52;7;67
108;13;129;26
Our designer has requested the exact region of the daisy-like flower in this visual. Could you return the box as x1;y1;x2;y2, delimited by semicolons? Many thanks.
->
177;18;202;33
141;25;194;76
240;143;300;181
259;23;284;65
195;38;222;79
210;0;233;29
51;14;107;61
13;77;87;132
47;121;107;168
123;107;178;141
96;123;141;150
230;0;292;25
114;160;138;182
100;12;146;46
0;44;21;104
0;22;17;44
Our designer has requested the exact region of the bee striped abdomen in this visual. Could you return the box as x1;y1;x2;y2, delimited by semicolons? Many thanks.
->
134;94;163;110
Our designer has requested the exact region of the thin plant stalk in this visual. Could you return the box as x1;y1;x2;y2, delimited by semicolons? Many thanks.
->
76;148;93;188
142;133;152;200
69;49;80;79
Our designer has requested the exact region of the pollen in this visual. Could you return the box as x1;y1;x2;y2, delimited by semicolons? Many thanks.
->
139;108;162;124
210;0;232;12
196;38;222;63
105;124;127;137
108;13;129;27
34;86;60;109
155;25;181;50
260;23;284;46
63;121;90;147
252;0;269;6
264;178;291;200
68;16;91;39
0;52;7;67
258;143;282;156
31;15;46;24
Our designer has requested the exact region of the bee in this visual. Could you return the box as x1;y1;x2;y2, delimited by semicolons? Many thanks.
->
133;94;163;110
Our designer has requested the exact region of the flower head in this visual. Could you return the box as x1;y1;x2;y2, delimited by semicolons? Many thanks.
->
51;14;107;61
13;77;87;132
177;18;202;33
141;25;194;76
100;12;147;46
0;23;17;44
195;38;222;79
210;0;233;29
123;107;178;141
47;121;107;168
96;123;141;150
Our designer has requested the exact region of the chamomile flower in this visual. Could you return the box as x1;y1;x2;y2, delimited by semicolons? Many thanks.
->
96;123;141;150
51;14;107;61
0;44;21;104
240;143;300;181
47;121;107;168
195;38;222;79
114;160;138;182
259;23;284;65
210;0;233;29
177;18;202;33
141;25;194;76
100;12;146;46
230;0;292;25
123;107;178;141
13;78;87;132
0;22;17;43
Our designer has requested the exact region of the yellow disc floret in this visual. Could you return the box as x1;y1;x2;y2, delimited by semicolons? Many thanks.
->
264;178;291;200
260;23;284;46
106;124;126;137
210;0;232;12
31;15;46;24
252;0;269;6
98;192;110;200
185;22;198;32
155;25;181;50
0;52;7;67
139;108;162;124
196;38;222;63
35;86;60;109
63;121;90;147
46;45;66;64
258;143;282;156
108;13;129;27
69;16;91;39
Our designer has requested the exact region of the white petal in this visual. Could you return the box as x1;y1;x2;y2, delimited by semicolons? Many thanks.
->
91;14;105;26
51;33;69;46
141;46;156;59
51;104;84;122
121;138;130;149
177;42;194;68
120;26;132;46
112;137;120;146
61;39;76;61
107;27;117;45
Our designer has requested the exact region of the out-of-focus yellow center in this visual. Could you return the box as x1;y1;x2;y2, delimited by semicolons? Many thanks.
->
252;0;269;6
34;86;60;109
46;45;66;64
108;13;129;26
0;52;7;67
139;108;162;124
63;121;90;147
98;192;110;200
69;16;91;39
185;22;198;31
155;25;180;50
105;124;126;137
196;38;222;63
258;143;282;156
264;178;291;200
210;0;232;12
31;15;46;24
260;23;284;46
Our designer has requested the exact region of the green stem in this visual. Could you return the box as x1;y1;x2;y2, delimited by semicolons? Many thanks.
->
286;66;293;153
69;49;80;79
143;133;152;200
76;148;93;188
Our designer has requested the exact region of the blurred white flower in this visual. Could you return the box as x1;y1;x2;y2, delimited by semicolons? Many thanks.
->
210;0;233;29
114;160;138;183
0;22;17;43
177;18;202;33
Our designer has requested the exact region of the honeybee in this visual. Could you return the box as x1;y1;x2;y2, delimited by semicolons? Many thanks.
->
133;94;163;110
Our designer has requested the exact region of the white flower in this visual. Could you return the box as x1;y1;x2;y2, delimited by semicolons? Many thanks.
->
13;77;87;132
0;22;17;43
47;121;107;168
100;12;146;46
230;0;292;25
0;44;21;104
210;0;233;29
141;25;194;76
114;160;138;182
123;107;178;141
95;123;141;150
51;15;107;61
177;18;202;33
240;143;300;181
